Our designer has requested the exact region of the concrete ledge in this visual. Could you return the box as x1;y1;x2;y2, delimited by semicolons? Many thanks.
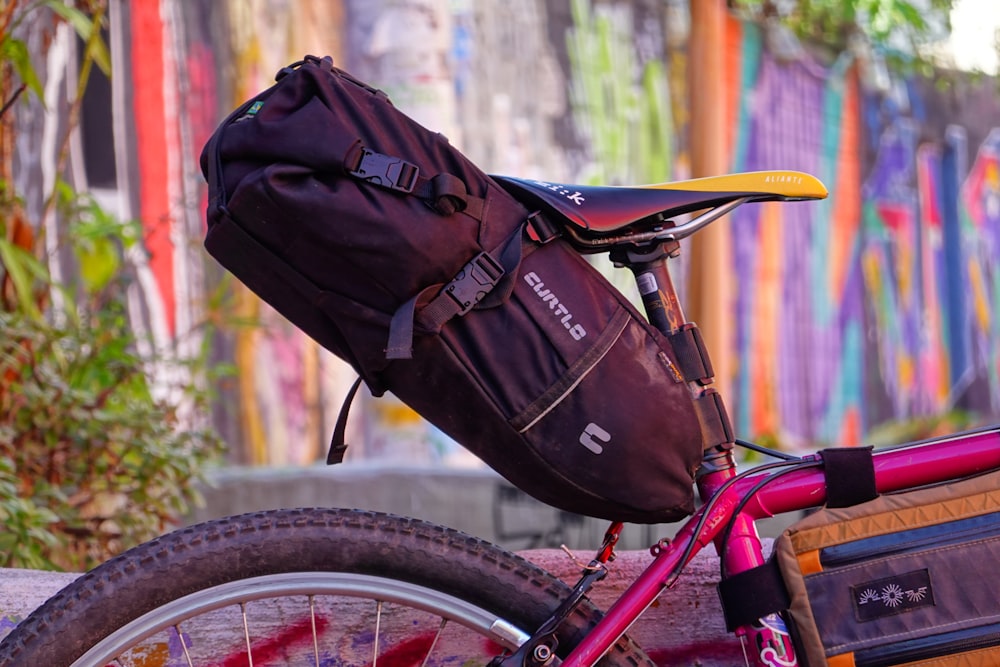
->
185;464;799;551
0;548;742;665
0;568;78;639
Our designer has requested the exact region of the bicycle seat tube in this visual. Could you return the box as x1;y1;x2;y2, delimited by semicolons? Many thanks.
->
625;248;796;666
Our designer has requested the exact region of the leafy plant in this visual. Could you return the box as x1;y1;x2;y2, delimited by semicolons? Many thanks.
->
0;0;224;571
0;309;223;571
731;0;959;75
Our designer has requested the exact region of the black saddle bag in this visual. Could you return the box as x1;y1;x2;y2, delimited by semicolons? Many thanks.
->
199;55;729;523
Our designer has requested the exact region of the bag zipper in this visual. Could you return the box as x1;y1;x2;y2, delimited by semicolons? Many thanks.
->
855;621;1000;666
820;510;1000;567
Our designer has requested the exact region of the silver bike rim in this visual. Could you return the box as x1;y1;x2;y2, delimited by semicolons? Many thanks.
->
73;571;531;666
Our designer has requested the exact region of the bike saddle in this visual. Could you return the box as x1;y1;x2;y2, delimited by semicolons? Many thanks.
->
493;170;828;237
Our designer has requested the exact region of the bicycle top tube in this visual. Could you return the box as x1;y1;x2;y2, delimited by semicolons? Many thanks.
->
737;425;1000;521
492;170;827;236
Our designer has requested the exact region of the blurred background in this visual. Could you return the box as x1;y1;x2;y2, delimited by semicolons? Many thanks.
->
3;0;1000;564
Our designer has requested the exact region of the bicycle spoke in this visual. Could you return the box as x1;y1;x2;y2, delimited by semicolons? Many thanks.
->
373;600;383;667
175;624;195;667
310;595;320;667
420;618;448;667
3;571;535;666
241;602;254;667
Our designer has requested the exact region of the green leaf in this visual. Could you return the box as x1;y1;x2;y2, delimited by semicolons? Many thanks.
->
0;37;45;104
0;238;47;320
43;0;112;76
73;233;121;294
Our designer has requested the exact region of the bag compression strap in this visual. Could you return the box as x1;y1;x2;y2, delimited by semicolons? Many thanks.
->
718;558;791;632
327;376;364;464
348;147;486;219
384;227;524;360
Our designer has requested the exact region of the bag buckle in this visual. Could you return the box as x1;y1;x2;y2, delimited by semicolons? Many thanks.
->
350;148;419;193
444;252;505;315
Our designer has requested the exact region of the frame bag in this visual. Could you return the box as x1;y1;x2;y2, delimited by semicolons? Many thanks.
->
199;56;726;523
776;468;1000;666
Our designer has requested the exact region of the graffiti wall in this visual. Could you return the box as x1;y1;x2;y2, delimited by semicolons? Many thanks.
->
697;17;1000;448
27;0;1000;465
725;21;868;448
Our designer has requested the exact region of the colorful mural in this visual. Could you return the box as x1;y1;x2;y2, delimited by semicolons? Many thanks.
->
20;0;1000;465
710;17;1000;447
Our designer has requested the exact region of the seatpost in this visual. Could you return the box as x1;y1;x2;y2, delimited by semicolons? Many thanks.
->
615;242;686;335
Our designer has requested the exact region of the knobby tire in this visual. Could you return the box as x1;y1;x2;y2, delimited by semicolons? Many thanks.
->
0;507;655;667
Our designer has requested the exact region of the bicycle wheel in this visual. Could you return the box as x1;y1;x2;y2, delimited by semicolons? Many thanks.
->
0;507;654;667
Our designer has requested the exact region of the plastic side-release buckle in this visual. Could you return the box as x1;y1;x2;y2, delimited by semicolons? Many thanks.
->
350;148;419;193
443;252;505;315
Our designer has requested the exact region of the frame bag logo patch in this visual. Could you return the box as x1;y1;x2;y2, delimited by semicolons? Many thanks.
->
199;56;715;523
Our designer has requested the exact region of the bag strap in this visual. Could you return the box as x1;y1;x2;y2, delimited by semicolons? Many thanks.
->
347;147;486;219
717;448;879;629
718;559;791;631
385;226;524;360
821;446;878;507
326;375;364;465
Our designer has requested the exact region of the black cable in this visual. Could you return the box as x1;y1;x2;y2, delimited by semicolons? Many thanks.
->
734;438;802;461
717;460;824;578
664;458;807;587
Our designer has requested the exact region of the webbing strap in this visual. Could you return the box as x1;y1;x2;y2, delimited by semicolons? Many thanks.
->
666;324;715;385
821;447;878;508
695;388;734;450
718;559;790;631
326;375;364;464
348;147;486;220
422;173;485;219
385;227;523;360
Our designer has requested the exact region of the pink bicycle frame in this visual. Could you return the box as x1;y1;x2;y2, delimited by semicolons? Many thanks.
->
559;427;1000;667
556;256;1000;667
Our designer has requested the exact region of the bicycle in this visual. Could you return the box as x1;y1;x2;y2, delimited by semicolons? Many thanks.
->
1;169;998;667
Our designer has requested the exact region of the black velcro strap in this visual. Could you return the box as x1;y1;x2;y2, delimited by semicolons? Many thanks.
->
666;323;714;385
694;388;734;450
718;560;790;631
821;447;878;508
526;211;561;244
326;375;364;464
